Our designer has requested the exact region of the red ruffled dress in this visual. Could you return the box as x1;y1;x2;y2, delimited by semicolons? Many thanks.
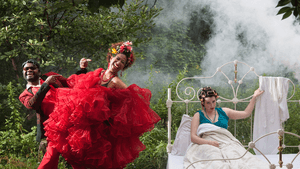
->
42;68;161;169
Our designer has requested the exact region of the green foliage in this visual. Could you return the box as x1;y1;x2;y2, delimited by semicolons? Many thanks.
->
134;21;205;77
0;0;162;83
126;127;168;169
0;82;37;161
88;0;125;13
0;154;72;168
284;84;300;153
187;5;214;45
0;82;73;168
276;0;300;20
0;154;39;168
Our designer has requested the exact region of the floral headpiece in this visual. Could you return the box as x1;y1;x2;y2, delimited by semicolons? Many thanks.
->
110;41;134;67
199;87;219;104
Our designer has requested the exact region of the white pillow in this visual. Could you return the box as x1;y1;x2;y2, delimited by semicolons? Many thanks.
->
171;114;192;156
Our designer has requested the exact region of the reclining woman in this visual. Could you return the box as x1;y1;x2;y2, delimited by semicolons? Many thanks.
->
184;87;269;169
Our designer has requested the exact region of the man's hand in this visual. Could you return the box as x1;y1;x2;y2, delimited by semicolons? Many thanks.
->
44;75;61;85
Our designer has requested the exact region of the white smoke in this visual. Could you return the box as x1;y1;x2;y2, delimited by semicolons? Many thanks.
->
197;0;300;79
152;0;300;79
127;0;300;90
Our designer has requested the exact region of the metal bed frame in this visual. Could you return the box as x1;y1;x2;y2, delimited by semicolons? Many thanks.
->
166;60;300;169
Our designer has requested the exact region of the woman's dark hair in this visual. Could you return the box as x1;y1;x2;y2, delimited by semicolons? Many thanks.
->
198;87;219;106
106;41;136;70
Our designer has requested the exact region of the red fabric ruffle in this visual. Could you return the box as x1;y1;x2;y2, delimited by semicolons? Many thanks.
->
42;68;161;168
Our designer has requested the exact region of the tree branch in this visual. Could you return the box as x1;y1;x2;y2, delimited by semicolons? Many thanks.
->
52;13;58;27
54;10;66;27
70;47;84;59
151;0;157;9
24;4;31;12
46;10;52;30
68;10;83;25
11;58;20;80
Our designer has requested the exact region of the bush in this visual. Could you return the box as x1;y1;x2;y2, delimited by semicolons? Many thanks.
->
126;127;168;169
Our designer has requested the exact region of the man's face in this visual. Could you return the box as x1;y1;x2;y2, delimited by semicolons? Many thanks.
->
23;63;40;82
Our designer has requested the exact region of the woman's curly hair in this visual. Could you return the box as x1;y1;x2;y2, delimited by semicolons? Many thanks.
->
198;87;219;106
106;41;136;70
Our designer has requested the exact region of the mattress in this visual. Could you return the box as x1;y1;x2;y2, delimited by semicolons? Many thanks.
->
167;153;300;169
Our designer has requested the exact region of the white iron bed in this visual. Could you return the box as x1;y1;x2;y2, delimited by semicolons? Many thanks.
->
166;60;300;169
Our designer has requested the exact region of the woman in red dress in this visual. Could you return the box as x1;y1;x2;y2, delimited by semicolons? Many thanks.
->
42;41;161;168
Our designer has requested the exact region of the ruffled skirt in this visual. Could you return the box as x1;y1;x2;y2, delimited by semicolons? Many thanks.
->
43;84;160;168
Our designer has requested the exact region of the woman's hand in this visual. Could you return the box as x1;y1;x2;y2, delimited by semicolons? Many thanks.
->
208;140;219;147
253;88;264;99
80;58;91;69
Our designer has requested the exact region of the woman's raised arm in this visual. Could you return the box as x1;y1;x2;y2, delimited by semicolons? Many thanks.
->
223;88;264;120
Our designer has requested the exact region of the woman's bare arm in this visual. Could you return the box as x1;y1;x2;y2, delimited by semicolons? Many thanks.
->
223;88;264;120
191;113;219;147
109;77;127;89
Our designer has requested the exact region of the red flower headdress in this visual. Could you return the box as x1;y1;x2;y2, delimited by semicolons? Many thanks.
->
110;41;134;68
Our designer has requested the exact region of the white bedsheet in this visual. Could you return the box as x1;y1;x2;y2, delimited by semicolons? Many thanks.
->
167;153;300;169
183;128;269;169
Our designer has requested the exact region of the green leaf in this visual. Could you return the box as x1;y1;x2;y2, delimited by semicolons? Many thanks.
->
293;7;299;17
282;10;293;19
276;0;291;7
277;7;292;15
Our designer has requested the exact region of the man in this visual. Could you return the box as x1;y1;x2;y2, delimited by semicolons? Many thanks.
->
19;58;90;169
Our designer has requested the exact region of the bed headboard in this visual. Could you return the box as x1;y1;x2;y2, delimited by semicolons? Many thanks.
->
166;60;299;155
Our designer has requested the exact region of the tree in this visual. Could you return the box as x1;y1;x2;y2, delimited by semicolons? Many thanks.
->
0;0;161;83
133;21;205;77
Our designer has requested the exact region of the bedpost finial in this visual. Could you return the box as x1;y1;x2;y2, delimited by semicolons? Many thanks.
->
277;129;284;136
269;164;276;169
248;141;255;149
286;163;293;169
